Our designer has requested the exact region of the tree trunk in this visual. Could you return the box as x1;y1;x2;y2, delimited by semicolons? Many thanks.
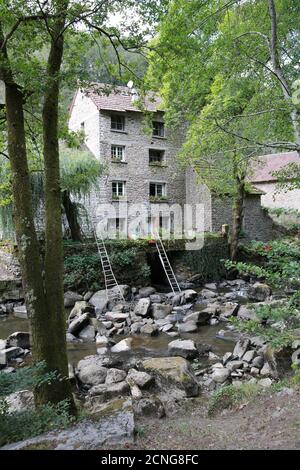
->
230;177;245;261
62;190;82;241
40;1;75;410
1;26;71;406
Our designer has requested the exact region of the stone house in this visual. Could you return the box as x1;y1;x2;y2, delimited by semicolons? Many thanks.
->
68;83;273;242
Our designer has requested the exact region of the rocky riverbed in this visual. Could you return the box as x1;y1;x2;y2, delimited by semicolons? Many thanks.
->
1;278;300;449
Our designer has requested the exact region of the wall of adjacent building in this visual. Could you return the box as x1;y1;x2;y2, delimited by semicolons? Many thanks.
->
253;182;300;211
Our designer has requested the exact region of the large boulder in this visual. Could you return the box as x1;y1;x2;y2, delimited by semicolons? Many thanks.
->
151;303;172;320
248;282;272;301
89;381;130;401
7;331;30;349
177;321;198;333
142;356;199;397
211;367;230;384
0;347;23;365
133;298;151;317
139;287;156;298
233;338;250;359
77;355;107;386
133;397;165;418
126;369;153;389
64;291;83;308
78;325;96;342
89;290;108;314
184;310;213;326
168;339;198;359
111;338;132;353
180;289;198;304
105;368;127;385
110;285;131;301
68;301;94;323
140;323;159;336
67;313;90;336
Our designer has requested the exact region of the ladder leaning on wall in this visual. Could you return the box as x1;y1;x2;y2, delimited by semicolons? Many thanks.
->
154;233;181;294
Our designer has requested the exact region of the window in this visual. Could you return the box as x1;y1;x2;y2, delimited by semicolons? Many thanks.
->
149;149;164;165
111;114;125;131
108;218;126;238
112;181;125;198
111;145;125;161
80;121;85;131
150;182;166;198
153;121;165;137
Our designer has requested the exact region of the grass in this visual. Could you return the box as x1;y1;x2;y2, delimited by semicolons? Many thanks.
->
208;383;261;417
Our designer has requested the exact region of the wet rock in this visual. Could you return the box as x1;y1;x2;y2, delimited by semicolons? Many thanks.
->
77;355;107;386
78;325;96;342
168;339;198;359
151;303;172;320
89;380;130;400
111;338;132;353
133;397;165;418
211;367;230;383
0;347;23;365
177;321;197;333
105;368;127;385
7;332;30;349
142;356;199;397
68;313;90;336
233;338;250;359
184;310;212;326
140;323;159;336
139;287;156;298
64;291;83;308
248;282;272;301
134;298;151;317
6;390;34;413
126;369;153;389
13;305;27;319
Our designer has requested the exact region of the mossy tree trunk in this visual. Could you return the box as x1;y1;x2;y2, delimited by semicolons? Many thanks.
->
62;190;82;241
230;174;246;261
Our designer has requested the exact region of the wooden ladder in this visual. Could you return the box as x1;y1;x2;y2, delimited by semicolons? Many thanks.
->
154;233;181;294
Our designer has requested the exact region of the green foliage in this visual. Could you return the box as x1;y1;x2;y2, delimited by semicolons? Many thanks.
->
64;253;102;291
0;399;75;447
208;383;261;417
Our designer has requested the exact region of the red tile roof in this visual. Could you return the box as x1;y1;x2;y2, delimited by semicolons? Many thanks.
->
250;151;300;183
76;83;162;113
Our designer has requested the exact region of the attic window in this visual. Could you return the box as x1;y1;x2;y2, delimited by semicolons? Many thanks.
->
111;114;125;131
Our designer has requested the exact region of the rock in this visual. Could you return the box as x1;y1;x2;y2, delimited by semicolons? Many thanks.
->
248;282;272;301
250;367;260;376
66;332;80;343
292;340;300;350
78;325;96;341
13;305;27;319
151;303;172;320
161;323;174;333
105;368;127;384
83;291;93;301
97;347;108;355
184;310;213;325
180;289;198;303
89;290;108;314
237;305;258;321
139;286;156;298
0;339;7;350
260;362;272;376
105;312;129;322
133;298;151;317
0;347;23;365
140;323;159;336
258;378;273;388
251;336;266;348
142;356;199;397
64;291;83;308
111;338;132;353
233;338;250;359
200;288;217;299
168;339;198;359
150;294;163;303
130;323;143;334
252;356;264;369
211;367;230;383
226;360;244;371
133;397;165;418
292;348;300;367
95;335;110;347
204;283;217;290
69;301;94;322
126;369;153;389
243;350;256;363
6;390;34;413
222;352;233;364
129;383;142;399
68;313;90;335
220;302;239;319
177;321;197;333
77;355;108;386
89;381;130;400
208;352;220;364
7;332;30;349
110;285;131;301
197;343;212;356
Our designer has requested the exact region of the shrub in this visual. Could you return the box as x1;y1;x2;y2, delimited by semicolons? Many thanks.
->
208;383;261;416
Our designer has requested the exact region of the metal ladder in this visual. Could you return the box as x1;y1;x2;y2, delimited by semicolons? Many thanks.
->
92;225;125;302
154;233;181;294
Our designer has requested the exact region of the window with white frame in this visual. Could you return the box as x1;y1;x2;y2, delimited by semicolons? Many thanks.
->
153;121;165;137
111;114;125;131
149;182;166;198
111;145;125;161
112;181;125;198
